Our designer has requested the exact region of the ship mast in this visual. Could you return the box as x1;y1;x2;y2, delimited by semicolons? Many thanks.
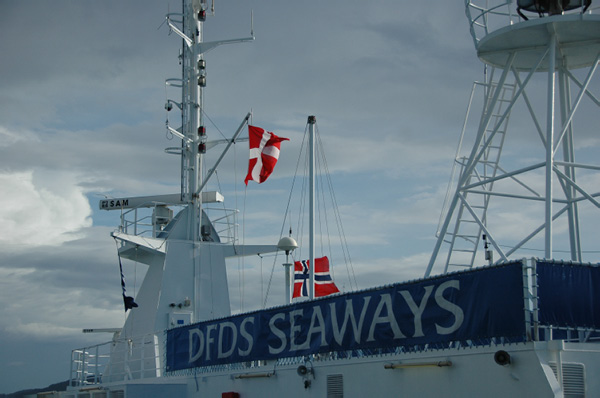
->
178;0;205;242
308;115;316;299
167;0;254;242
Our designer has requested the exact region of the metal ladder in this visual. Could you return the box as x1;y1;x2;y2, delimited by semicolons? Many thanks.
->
442;73;516;272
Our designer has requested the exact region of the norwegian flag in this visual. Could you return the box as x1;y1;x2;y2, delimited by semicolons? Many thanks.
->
244;125;289;185
293;256;340;298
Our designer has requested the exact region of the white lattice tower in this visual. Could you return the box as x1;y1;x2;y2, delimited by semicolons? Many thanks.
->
426;0;600;277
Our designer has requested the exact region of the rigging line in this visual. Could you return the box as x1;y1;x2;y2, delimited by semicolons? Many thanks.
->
318;138;329;256
297;146;310;259
316;147;324;254
316;129;358;290
233;132;239;244
134;247;138;297
294;124;310;252
330;174;358;290
277;123;310;239
208;239;215;314
286;123;310;253
258;253;264;309
201;108;228;140
240;186;248;312
321;144;349;285
260;250;283;308
317;145;331;264
312;124;329;253
262;249;280;308
315;128;335;274
265;123;309;304
233;133;244;310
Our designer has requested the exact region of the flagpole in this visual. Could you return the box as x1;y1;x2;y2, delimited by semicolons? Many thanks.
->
308;115;316;300
277;235;298;304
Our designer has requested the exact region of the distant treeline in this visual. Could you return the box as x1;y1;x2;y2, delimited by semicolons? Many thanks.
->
0;380;68;398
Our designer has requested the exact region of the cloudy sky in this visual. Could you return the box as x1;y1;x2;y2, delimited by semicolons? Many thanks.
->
2;0;599;393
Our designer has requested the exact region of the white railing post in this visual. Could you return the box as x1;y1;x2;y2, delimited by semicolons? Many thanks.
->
154;334;162;377
95;345;100;383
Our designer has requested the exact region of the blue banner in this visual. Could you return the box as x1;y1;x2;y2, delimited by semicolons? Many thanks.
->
537;260;600;329
166;262;526;371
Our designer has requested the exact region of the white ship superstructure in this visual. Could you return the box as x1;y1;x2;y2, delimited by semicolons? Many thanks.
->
61;1;600;397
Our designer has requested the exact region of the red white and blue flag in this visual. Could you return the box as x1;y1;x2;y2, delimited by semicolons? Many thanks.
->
293;256;340;298
244;125;289;185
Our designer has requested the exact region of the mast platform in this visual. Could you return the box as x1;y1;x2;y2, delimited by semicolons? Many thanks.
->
478;14;600;70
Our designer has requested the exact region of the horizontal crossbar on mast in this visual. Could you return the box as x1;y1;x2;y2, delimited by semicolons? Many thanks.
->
99;192;224;210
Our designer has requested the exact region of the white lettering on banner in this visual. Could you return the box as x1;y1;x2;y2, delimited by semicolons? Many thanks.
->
218;322;237;359
189;328;204;363
435;280;465;334
205;324;217;360
401;285;434;338
238;317;254;356
367;293;406;342
184;279;466;366
290;309;307;351
268;313;287;354
307;306;327;347
330;297;371;345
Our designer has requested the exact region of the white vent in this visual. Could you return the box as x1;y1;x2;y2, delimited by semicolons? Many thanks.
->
549;362;585;398
327;374;344;398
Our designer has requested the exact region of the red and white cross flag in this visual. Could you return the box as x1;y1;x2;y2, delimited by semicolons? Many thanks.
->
244;125;289;185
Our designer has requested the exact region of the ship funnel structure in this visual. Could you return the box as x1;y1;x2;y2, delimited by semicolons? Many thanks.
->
427;1;600;276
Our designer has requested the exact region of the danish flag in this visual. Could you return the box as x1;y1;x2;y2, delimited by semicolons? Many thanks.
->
244;125;289;185
293;256;340;298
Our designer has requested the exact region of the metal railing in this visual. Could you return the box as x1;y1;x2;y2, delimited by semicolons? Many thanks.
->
465;0;599;48
70;346;109;386
117;202;239;244
69;333;162;387
202;207;239;244
118;203;180;239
